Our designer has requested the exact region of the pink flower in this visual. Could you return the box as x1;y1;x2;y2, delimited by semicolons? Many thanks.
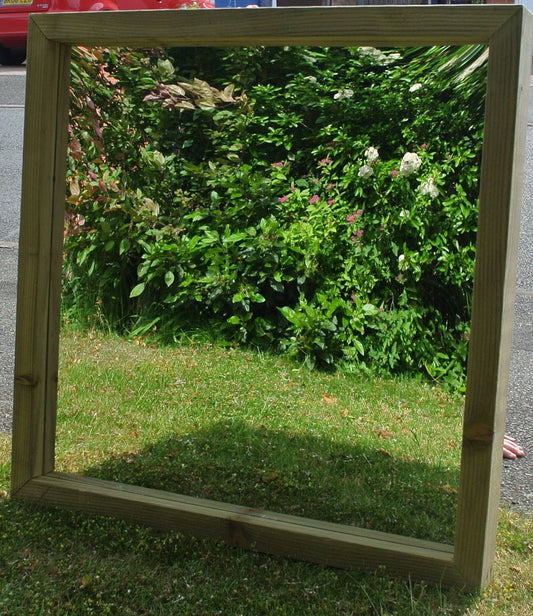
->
355;229;363;237
346;210;363;224
278;195;289;203
327;200;335;206
272;162;285;168
326;183;335;190
319;158;332;165
390;169;398;177
310;194;320;204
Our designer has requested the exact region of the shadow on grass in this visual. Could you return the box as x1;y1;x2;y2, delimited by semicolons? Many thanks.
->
84;418;459;544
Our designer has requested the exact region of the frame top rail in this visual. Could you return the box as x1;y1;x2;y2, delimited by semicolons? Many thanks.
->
31;5;522;48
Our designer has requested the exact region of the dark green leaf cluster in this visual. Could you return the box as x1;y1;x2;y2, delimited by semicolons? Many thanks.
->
64;44;487;386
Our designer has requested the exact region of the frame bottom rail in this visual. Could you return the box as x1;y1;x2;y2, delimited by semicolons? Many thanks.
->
14;472;466;587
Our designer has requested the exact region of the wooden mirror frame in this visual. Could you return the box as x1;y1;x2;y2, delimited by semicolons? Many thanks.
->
10;5;532;589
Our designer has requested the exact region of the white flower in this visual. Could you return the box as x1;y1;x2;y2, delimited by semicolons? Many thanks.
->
334;88;354;100
359;47;382;58
364;147;379;162
409;83;423;93
399;209;410;219
380;52;401;66
419;177;439;199
399;152;422;176
358;164;374;178
304;75;317;84
398;254;407;271
358;47;401;66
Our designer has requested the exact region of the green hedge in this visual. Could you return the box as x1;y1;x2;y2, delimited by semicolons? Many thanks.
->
64;45;487;386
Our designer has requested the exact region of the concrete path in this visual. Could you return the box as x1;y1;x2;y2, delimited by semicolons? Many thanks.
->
0;66;531;512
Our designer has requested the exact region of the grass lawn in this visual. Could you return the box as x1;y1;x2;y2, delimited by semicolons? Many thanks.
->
0;328;531;615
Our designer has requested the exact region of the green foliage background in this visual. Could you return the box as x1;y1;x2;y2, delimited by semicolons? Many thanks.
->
64;44;487;386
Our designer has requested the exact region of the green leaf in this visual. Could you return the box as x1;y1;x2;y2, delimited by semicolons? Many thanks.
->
270;280;284;293
130;283;146;298
165;271;175;287
362;303;379;316
353;339;365;355
119;238;131;256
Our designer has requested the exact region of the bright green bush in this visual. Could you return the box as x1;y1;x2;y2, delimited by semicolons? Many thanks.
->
64;44;487;386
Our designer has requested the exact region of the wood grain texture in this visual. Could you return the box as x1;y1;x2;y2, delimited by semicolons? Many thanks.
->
17;472;464;587
11;4;533;589
10;22;70;493
32;5;516;48
455;6;533;589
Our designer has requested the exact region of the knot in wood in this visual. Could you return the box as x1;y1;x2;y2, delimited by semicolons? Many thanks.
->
463;422;494;446
15;374;39;387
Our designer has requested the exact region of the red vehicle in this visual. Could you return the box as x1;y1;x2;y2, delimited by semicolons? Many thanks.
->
0;0;213;65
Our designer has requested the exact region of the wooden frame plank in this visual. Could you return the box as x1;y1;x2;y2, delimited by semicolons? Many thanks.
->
24;5;519;47
10;5;532;590
455;7;533;588
22;472;463;587
10;19;71;494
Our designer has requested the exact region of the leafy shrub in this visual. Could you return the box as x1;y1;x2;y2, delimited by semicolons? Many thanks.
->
64;44;487;386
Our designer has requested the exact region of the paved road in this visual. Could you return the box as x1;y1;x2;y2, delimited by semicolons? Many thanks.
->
0;67;24;432
0;67;531;512
500;79;533;511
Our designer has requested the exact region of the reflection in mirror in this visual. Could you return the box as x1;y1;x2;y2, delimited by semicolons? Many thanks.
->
58;44;487;544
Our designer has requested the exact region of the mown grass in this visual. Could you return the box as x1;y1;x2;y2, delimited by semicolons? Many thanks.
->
0;328;531;615
56;329;464;542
